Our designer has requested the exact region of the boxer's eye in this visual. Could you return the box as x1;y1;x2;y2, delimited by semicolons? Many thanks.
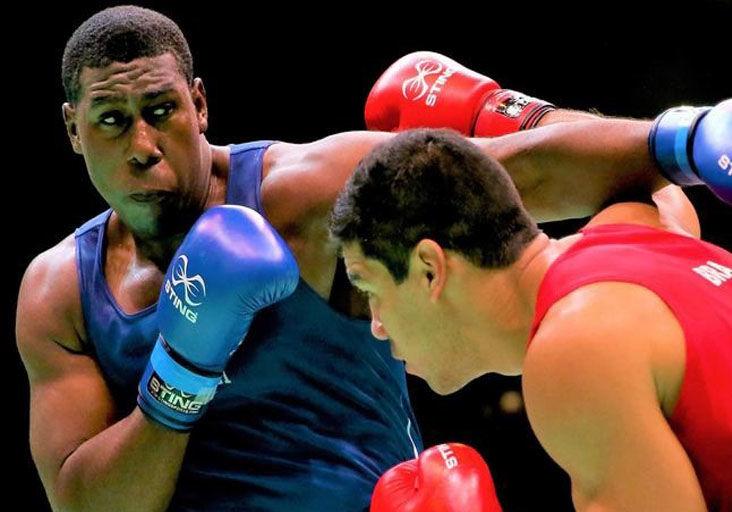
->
145;102;175;123
98;111;125;127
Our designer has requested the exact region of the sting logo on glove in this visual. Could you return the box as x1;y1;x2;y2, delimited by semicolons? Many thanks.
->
164;254;207;324
402;60;456;107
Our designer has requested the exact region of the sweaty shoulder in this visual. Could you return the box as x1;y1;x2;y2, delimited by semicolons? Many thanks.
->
260;131;393;229
16;234;87;362
527;280;686;418
258;132;392;301
524;281;702;510
585;184;701;238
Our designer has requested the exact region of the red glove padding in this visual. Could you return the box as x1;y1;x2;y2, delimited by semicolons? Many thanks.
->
365;51;555;137
370;443;503;512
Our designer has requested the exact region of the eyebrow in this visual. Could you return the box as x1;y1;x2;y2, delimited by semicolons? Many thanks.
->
89;88;175;108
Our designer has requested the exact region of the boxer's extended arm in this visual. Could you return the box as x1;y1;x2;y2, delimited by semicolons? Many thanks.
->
16;237;188;512
266;120;690;235
523;282;707;512
472;119;699;229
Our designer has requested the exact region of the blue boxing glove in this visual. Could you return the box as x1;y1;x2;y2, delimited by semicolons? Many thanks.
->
649;99;732;204
137;205;299;430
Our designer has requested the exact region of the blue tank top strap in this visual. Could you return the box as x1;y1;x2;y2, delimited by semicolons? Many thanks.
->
76;209;112;236
226;141;275;213
74;208;157;407
74;209;112;354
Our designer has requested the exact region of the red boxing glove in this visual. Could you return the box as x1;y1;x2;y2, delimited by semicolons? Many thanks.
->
370;443;503;512
365;51;555;137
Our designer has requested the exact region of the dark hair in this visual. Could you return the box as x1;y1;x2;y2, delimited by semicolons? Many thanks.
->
331;129;539;282
62;5;193;103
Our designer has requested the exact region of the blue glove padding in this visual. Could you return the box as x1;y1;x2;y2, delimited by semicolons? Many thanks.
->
649;99;732;204
138;205;300;430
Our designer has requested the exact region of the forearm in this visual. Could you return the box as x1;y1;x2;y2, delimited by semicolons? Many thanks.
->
536;108;602;125
474;118;665;222
53;408;189;512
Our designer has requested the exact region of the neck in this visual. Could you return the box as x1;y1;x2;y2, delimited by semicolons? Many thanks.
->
514;232;555;324
132;231;188;270
126;139;230;270
201;140;230;209
460;233;565;375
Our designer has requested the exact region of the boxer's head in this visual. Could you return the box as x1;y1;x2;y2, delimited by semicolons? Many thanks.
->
61;6;209;239
331;129;539;392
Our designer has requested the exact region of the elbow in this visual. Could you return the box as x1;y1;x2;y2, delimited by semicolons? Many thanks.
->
50;470;82;512
46;450;90;512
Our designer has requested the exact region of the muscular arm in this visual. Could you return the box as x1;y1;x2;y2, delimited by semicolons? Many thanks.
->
268;119;690;230
16;236;188;512
472;118;685;223
261;131;393;297
537;108;601;126
523;282;707;511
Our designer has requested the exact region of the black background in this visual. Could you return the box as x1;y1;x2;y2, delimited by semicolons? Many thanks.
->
8;1;731;510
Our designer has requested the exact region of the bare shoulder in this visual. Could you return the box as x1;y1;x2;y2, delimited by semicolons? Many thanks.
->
261;131;393;228
17;235;120;493
526;281;684;394
523;281;702;510
524;280;686;447
16;233;86;371
530;283;642;373
585;184;701;238
258;133;389;298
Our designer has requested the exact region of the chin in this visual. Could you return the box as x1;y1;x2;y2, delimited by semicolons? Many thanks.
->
426;374;470;396
128;214;171;239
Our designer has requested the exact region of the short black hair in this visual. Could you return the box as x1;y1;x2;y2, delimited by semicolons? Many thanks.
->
62;5;193;103
331;129;539;282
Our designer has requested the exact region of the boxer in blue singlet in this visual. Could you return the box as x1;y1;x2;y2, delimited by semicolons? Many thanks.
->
15;6;420;511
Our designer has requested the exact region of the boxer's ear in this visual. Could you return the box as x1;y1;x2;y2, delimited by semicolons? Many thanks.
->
412;239;447;302
62;103;82;154
191;78;208;134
